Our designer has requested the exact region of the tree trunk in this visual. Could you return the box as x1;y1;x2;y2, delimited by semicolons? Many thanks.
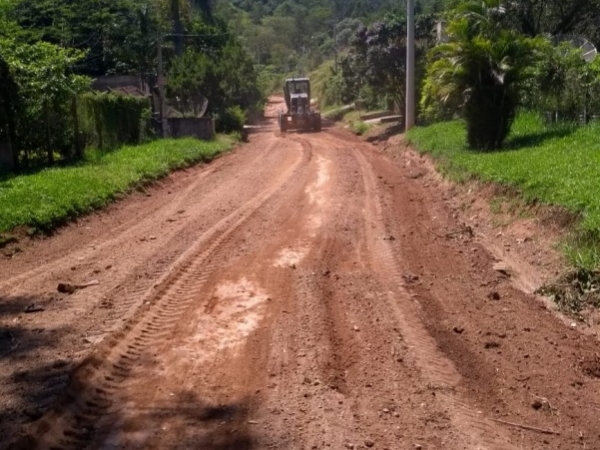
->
0;97;13;172
45;103;54;165
171;0;185;56
9;119;18;173
72;96;83;159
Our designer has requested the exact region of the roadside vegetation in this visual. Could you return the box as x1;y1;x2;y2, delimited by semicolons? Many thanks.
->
407;0;600;313
0;137;233;234
407;113;600;267
0;0;262;235
0;0;263;174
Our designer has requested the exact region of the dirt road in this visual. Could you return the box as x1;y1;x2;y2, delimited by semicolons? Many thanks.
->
2;98;600;449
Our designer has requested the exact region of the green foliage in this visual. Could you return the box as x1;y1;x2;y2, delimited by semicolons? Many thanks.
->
0;0;263;174
257;64;284;94
0;136;234;233
166;37;264;126
0;1;21;38
563;232;600;273
524;44;600;123
350;119;370;135
0;38;90;167
79;92;151;150
309;60;344;108
214;0;416;76
504;0;600;47
407;111;600;269
216;105;247;132
311;9;435;112
10;0;160;76
167;49;212;117
421;0;544;150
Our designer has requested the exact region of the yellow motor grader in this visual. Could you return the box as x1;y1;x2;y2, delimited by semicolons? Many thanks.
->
278;77;321;133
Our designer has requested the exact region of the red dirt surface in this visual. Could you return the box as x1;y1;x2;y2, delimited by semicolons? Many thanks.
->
2;98;600;450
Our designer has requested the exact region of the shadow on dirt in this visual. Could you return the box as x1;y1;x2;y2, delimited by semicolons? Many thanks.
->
365;123;405;143
86;390;256;450
2;316;258;450
0;294;75;447
0;294;65;358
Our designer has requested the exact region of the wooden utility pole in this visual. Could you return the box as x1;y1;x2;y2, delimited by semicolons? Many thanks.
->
157;33;169;138
406;0;416;130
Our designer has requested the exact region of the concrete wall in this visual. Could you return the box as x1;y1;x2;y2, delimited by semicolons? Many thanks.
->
168;118;215;141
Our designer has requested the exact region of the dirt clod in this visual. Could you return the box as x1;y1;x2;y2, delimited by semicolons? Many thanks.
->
24;304;45;314
488;292;501;301
532;399;544;410
57;280;99;294
493;262;510;277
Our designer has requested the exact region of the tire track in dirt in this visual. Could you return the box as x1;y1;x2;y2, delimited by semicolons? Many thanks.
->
0;169;213;293
2;132;294;285
0;139;278;293
5;136;311;450
81;132;328;450
86;139;290;333
0;139;295;441
352;145;520;449
230;135;360;449
236;131;462;449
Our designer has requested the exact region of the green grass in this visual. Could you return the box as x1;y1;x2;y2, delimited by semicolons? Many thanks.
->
322;104;355;121
339;111;371;136
0;137;233;233
406;112;600;270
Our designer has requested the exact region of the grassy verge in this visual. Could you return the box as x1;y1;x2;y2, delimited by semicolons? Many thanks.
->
0;136;234;234
406;112;600;271
322;104;355;121
341;111;372;136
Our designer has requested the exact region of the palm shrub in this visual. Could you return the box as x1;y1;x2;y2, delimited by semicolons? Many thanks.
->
421;0;544;150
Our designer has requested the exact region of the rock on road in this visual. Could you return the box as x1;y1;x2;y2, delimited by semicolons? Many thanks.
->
2;98;600;449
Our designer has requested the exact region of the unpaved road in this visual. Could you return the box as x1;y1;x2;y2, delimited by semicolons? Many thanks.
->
2;98;600;450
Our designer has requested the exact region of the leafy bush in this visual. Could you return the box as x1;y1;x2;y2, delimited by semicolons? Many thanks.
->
79;92;151;150
0;38;90;168
525;44;600;123
167;38;264;128
216;105;247;133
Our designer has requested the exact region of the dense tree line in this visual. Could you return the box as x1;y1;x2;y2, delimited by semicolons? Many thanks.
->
214;0;439;88
0;0;262;173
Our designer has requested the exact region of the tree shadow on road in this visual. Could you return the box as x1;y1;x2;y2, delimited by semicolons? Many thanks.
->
87;390;256;450
0;294;63;358
0;294;76;447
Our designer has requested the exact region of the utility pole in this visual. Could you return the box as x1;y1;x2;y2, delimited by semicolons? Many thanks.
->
157;33;169;138
406;0;416;130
